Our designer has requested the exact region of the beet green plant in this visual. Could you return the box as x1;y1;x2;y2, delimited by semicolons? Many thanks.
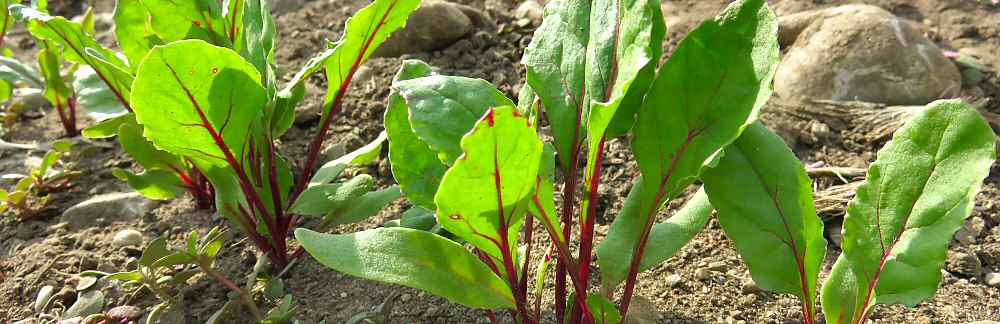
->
0;139;78;219
297;0;779;322
124;0;417;269
699;99;995;324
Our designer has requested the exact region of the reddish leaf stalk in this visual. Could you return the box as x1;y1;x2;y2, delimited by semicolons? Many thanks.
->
533;195;595;323
555;144;581;322
570;136;606;324
520;215;535;304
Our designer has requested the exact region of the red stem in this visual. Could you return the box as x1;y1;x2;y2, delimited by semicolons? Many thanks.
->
570;137;605;324
555;146;581;322
520;215;535;304
533;195;595;323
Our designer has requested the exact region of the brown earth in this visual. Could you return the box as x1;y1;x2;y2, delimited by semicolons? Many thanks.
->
1;0;999;323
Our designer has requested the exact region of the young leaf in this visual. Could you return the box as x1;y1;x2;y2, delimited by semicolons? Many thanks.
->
73;67;128;120
434;107;543;259
384;60;446;209
113;168;184;200
12;5;133;109
308;131;387;186
296;227;515;309
289;174;373;216
822;99;996;322
596;181;713;292
701;122;827;316
130;39;265;168
321;0;420;120
323;186;403;227
233;0;276;94
600;0;778;294
37;46;71;111
394;76;516;163
0;55;43;88
140;0;228;46
586;294;622;324
113;0;158;68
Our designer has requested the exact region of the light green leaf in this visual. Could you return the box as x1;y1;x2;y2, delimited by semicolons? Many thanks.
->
309;131;387;186
384;60;445;209
73;66;128;120
394;76;516;163
528;143;563;242
321;0;420;120
296;227;515;309
140;0;228;46
233;0;276;95
702;122;826;314
0;55;43;88
324;185;402;227
597;181;713;292
587;294;622;324
113;0;158;68
435;107;543;259
82;113;133;139
820;255;862;324
830;100;996;321
289;174;374;216
130;39;265;168
37;46;71;111
113;168;184;200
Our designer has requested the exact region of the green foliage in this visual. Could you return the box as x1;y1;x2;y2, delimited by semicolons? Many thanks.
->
0;140;78;219
821;100;996;323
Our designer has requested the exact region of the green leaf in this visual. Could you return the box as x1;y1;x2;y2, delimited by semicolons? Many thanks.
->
82;113;134;138
139;237;171;267
820;255;862;324
131;39;265;168
289;174;374;216
113;0;158;68
113;168;184;200
384;60;446;209
73;66;128;120
522;0;665;167
140;0;228;46
118;123;183;171
12;5;133;109
828;100;996;321
324;185;403;227
396;205;436;231
296;227;515;309
528;143;563;242
597;180;712;292
701;122;826;314
321;0;420;119
0;55;43;88
105;270;143;282
435;107;543;259
233;0;276;95
587;294;622;324
394;76;516;163
63;290;104;319
37;46;71;110
309;131;387;186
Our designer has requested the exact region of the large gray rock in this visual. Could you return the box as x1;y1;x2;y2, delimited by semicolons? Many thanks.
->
374;1;473;57
62;192;156;230
775;5;961;105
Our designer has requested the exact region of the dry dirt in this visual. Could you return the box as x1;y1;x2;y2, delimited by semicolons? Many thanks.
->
1;0;1000;323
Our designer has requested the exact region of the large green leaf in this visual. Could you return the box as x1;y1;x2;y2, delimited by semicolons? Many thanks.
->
12;5;133;109
394;76;516;163
596;180;713;292
822;100;996;322
73;66;128;120
324;185;403;227
321;0;420;119
434;107;543;260
130;39;265;168
113;0;158;68
140;0;228;46
522;0;664;167
384;60;446;209
296;227;515;309
599;0;778;292
702;122;826;315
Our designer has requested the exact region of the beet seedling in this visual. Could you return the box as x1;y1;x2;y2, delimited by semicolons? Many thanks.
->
700;100;995;324
0;139;79;219
297;0;779;322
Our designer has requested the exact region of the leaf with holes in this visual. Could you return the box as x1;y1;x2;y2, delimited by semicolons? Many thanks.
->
821;99;996;323
434;107;543;260
702;122;827;318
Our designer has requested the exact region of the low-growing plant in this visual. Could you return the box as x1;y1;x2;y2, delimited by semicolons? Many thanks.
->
297;0;780;322
295;0;997;323
94;0;417;271
700;99;995;324
0;139;79;219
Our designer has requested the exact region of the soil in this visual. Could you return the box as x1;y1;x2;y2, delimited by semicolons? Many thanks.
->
2;0;1000;323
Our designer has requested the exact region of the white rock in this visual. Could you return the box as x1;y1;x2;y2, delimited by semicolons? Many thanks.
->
515;0;543;24
374;1;473;57
112;229;143;248
985;272;1000;288
62;192;157;230
664;274;683;287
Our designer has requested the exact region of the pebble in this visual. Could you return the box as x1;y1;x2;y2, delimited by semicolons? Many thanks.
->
514;0;543;25
106;305;144;322
374;1;473;57
693;267;711;281
707;261;728;272
34;285;54;312
111;229;143;248
946;252;983;278
339;292;348;298
740;278;762;294
62;192;156;230
663;274;683;288
955;217;986;246
985;272;1000;287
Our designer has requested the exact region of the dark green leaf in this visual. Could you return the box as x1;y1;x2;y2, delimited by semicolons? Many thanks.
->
325;185;403;226
290;174;374;216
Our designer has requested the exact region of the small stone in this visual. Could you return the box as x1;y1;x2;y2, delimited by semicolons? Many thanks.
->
8;88;47;110
112;229;143;248
693;267;711;281
809;121;831;141
339;292;348;298
663;274;683;288
955;217;986;246
62;192;156;230
322;143;346;163
374;1;473;57
34;285;55;312
825;219;844;248
400;293;412;302
514;0;543;24
106;305;144;322
740;278;761;294
985;272;1000;287
707;261;728;272
623;296;660;324
946;252;983;278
